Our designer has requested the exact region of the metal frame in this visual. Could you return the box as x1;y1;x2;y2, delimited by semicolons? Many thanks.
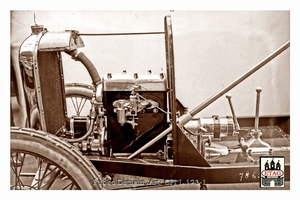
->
14;15;290;187
88;15;290;184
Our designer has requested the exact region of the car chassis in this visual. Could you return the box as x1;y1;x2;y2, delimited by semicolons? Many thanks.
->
10;15;290;190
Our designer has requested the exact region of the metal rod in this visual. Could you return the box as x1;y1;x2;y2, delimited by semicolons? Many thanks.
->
188;40;290;118
79;31;165;36
254;87;262;131
127;16;174;160
226;93;240;130
127;126;172;159
128;40;290;159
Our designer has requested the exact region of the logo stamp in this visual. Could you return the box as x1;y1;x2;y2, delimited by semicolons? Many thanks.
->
260;156;285;187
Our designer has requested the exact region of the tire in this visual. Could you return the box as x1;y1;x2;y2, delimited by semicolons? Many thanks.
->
10;127;103;190
65;83;94;99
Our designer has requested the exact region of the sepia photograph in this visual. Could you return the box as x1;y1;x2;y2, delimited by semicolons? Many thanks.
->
8;6;295;193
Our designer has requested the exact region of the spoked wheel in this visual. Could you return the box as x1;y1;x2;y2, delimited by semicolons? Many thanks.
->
65;83;94;117
10;127;103;190
26;83;94;130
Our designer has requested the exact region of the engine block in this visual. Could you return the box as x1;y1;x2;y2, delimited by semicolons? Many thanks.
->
103;72;168;153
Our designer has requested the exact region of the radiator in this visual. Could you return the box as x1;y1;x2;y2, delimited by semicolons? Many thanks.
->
36;51;67;134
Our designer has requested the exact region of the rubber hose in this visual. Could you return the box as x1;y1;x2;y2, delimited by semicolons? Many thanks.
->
77;52;101;86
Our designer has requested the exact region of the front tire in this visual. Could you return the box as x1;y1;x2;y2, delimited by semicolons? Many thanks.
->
10;127;103;190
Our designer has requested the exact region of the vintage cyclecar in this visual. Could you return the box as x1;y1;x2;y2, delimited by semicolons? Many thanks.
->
10;15;290;190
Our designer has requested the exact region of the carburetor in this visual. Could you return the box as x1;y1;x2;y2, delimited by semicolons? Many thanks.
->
112;84;160;129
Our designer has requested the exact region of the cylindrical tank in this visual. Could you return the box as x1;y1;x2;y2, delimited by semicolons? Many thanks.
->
185;115;235;139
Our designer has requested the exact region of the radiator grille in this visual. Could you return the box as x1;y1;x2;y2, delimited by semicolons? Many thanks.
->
37;51;66;134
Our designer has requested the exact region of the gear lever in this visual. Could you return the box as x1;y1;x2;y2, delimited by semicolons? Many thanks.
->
226;93;248;151
245;87;271;149
226;87;272;163
226;93;240;131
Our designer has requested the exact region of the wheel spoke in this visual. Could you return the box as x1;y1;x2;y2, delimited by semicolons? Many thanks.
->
70;96;88;116
39;168;61;190
10;153;26;190
62;182;77;190
78;98;88;115
10;151;79;190
11;117;103;190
